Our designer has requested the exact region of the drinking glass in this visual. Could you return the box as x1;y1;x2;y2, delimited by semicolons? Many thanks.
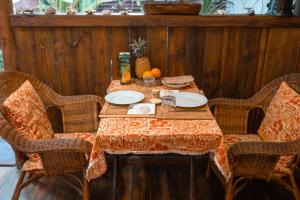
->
161;95;176;113
144;76;155;88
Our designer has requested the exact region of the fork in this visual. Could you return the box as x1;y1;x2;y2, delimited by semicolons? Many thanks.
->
175;108;206;112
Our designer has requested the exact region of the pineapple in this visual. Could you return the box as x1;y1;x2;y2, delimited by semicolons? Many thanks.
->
130;37;151;79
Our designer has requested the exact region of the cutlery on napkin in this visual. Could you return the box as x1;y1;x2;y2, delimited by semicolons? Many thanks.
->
128;103;156;115
175;109;207;112
159;89;179;97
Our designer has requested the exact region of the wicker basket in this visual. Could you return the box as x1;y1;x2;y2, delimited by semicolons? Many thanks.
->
143;3;201;15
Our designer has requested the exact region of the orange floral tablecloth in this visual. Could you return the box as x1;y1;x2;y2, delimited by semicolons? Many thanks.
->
86;81;223;181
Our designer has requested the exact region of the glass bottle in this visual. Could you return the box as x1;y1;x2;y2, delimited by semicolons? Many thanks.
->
119;52;131;85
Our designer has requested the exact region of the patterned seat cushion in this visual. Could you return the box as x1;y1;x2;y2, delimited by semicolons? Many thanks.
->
214;134;262;178
1;80;54;161
22;159;44;171
21;132;96;172
258;82;300;174
214;82;300;180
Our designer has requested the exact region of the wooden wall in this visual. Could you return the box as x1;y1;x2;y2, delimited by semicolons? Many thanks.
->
5;15;300;99
0;1;16;70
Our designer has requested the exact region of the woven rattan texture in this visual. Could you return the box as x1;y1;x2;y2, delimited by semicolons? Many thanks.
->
208;73;300;200
0;71;104;200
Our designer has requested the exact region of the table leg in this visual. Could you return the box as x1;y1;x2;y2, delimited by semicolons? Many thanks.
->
112;155;119;200
190;156;195;200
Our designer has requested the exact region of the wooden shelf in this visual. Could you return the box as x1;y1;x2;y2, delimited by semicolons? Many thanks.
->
10;14;300;27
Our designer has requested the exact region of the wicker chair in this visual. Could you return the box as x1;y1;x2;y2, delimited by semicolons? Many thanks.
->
206;73;300;200
0;71;104;200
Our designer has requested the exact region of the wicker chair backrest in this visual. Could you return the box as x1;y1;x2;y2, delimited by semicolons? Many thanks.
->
250;73;300;111
0;71;60;109
209;73;300;135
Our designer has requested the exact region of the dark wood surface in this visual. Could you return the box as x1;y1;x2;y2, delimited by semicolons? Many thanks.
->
1;5;300;130
0;1;17;70
10;15;300;27
10;25;300;100
0;156;297;200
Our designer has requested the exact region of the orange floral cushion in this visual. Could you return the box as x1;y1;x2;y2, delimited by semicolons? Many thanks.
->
258;82;300;172
2;80;54;161
22;159;44;172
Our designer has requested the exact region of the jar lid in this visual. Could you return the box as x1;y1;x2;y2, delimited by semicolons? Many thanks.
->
119;52;130;56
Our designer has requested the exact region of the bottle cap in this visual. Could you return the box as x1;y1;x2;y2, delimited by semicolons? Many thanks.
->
119;52;130;57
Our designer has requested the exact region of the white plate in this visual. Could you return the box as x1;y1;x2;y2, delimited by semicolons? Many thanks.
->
162;80;191;89
105;90;144;105
175;92;208;108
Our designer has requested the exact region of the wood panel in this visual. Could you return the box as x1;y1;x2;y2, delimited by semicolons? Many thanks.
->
200;28;224;98
261;28;300;86
0;1;16;70
10;15;300;27
34;28;59;90
111;27;129;80
234;28;263;98
91;27;112;96
147;27;168;76
185;27;206;91
72;28;94;95
52;28;76;95
168;27;186;76
14;27;30;74
10;25;300;100
218;28;240;98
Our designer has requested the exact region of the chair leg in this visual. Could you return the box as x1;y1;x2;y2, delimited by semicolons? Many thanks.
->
83;176;90;200
289;174;300;200
12;171;26;200
206;158;211;179
225;177;234;200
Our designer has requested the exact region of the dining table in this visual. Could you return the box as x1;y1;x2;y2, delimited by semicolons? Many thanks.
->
86;79;223;200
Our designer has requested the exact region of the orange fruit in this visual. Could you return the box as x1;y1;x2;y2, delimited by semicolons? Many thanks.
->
142;71;154;80
151;68;161;78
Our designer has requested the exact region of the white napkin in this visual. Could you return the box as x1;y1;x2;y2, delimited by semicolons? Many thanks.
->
159;90;179;98
128;103;156;115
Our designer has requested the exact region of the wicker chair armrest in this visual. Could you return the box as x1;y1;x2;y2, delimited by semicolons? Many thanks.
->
54;95;104;108
16;136;93;173
51;95;104;133
14;137;93;154
208;98;255;135
227;139;300;178
208;98;254;108
228;139;300;162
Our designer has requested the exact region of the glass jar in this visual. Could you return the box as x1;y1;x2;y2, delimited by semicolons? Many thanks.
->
119;52;131;85
161;95;176;113
143;76;155;88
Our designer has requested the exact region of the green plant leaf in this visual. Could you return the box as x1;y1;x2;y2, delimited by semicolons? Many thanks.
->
130;37;148;57
201;0;212;14
201;0;234;14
